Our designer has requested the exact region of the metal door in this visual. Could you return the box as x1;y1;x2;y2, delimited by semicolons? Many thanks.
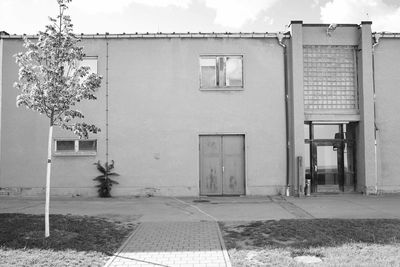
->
199;135;245;195
199;136;223;195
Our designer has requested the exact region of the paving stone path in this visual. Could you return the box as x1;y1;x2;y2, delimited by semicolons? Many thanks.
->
106;221;231;267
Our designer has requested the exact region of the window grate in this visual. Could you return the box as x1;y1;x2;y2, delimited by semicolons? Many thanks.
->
303;45;358;111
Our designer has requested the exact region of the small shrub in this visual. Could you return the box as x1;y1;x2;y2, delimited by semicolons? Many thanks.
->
93;160;119;198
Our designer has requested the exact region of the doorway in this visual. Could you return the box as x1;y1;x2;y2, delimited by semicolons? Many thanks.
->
305;123;356;193
199;135;245;196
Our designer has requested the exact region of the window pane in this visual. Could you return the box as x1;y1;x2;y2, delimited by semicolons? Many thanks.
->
201;66;216;87
79;140;97;151
313;124;339;139
80;58;98;74
226;57;242;87
200;58;216;88
218;57;225;87
304;124;310;139
200;58;216;67
56;141;75;151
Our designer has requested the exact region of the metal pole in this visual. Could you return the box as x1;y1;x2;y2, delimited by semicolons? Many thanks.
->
106;40;109;164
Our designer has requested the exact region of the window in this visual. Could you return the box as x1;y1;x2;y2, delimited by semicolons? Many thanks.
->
80;57;98;75
54;139;97;156
200;56;243;89
303;46;358;111
63;57;98;78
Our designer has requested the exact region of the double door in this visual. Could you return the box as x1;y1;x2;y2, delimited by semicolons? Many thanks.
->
199;135;245;196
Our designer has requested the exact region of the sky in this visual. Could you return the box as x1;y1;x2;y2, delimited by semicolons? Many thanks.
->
1;0;400;34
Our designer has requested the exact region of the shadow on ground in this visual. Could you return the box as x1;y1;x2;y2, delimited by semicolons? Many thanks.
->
0;213;137;254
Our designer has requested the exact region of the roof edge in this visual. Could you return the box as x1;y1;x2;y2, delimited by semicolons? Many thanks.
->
0;32;286;39
373;32;400;38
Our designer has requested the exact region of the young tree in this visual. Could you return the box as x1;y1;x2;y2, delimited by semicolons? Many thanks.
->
14;0;102;237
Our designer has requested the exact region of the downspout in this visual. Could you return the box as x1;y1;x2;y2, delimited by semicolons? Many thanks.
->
372;33;381;194
105;35;109;164
277;32;290;196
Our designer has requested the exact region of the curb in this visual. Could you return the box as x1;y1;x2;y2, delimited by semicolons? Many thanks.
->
103;223;143;267
215;221;232;267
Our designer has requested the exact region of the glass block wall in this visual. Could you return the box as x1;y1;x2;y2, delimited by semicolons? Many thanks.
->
303;45;358;111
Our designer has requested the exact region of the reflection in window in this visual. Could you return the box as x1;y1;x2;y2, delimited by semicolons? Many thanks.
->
226;57;242;86
317;146;338;186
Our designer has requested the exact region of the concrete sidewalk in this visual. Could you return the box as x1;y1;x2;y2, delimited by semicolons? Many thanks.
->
1;194;400;221
105;221;231;267
2;194;400;267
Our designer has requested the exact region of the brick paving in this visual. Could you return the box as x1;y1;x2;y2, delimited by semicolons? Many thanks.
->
106;221;231;267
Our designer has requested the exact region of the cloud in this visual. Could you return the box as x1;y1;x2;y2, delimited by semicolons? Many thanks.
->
320;0;400;32
131;0;191;8
0;0;58;34
70;0;191;14
1;0;282;34
311;0;320;8
203;0;278;28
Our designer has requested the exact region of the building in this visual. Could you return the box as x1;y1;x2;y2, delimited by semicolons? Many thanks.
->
0;21;399;197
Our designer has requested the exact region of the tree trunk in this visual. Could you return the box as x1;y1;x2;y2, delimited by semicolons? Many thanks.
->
45;125;53;238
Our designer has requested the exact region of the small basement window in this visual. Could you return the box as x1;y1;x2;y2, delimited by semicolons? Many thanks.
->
200;55;243;89
54;139;97;156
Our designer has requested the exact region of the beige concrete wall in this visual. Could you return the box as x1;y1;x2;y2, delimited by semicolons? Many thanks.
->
0;39;105;196
0;37;287;196
374;38;400;193
302;25;359;46
107;38;287;196
357;22;377;194
288;22;305;196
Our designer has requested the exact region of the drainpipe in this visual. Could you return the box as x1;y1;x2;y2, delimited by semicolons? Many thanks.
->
372;32;381;194
277;32;290;196
105;35;110;165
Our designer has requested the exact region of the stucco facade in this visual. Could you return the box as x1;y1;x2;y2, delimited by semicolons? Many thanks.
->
0;21;399;197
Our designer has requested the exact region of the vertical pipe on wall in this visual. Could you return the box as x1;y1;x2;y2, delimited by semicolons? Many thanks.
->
288;21;306;197
372;33;381;193
0;39;3;176
277;33;290;196
359;21;377;194
105;39;109;164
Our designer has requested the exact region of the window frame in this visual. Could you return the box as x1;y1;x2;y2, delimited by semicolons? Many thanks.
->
199;55;244;90
54;139;97;156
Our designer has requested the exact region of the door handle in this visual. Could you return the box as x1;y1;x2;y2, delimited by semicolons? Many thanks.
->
222;166;225;173
314;165;318;172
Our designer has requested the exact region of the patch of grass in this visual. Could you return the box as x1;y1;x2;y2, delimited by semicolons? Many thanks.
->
0;213;137;266
220;219;400;266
